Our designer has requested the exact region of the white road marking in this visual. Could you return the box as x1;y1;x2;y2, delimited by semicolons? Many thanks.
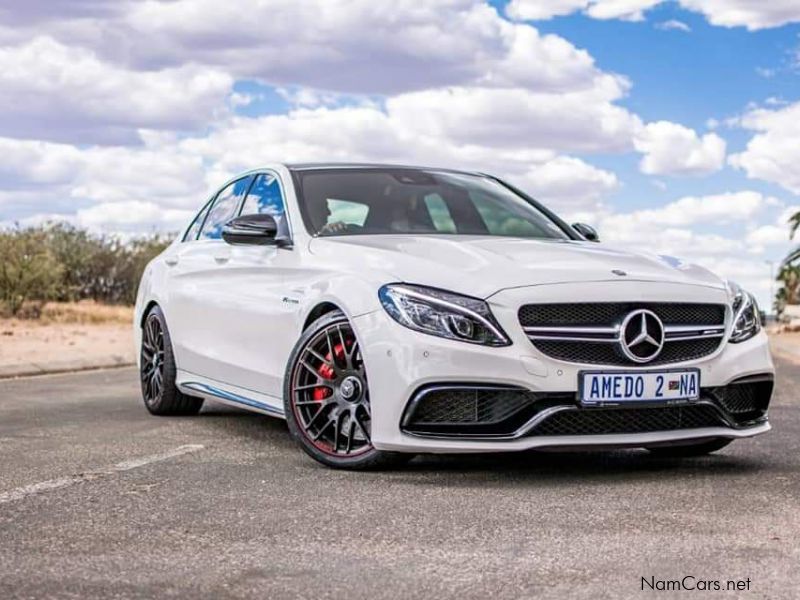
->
0;444;204;505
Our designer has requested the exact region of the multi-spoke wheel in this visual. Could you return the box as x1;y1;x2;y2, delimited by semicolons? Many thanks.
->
139;305;203;416
141;313;165;405
284;310;412;469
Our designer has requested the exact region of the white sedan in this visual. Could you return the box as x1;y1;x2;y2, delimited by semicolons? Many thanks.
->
134;163;774;469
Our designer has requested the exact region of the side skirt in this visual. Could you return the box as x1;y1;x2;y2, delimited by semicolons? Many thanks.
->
177;371;285;418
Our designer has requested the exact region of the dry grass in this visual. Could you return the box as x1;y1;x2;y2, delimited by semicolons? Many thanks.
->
3;301;134;326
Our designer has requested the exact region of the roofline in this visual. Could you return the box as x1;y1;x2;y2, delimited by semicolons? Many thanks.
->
284;162;482;176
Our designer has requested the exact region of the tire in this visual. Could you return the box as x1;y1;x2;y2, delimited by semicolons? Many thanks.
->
283;310;413;470
140;305;203;416
646;438;732;457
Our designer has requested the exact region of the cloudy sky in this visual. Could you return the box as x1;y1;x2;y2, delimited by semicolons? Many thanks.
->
1;0;799;308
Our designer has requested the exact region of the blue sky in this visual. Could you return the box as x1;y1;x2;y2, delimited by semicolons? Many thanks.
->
0;0;799;308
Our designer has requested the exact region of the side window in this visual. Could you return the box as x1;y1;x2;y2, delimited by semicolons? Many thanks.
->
240;173;285;217
423;194;457;233
183;199;212;242
198;177;252;241
240;173;291;239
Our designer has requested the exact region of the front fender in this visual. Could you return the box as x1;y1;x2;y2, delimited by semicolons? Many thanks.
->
296;274;383;334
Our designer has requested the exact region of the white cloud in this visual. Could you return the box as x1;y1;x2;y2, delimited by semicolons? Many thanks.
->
0;135;210;223
600;191;769;233
730;100;800;195
634;121;726;176
118;0;603;96
586;0;662;21
746;225;789;252
0;2;641;150
512;156;619;211
385;78;641;154
506;0;661;21
506;0;588;20
656;19;692;32
678;0;800;30
75;201;193;232
506;0;800;29
0;36;233;144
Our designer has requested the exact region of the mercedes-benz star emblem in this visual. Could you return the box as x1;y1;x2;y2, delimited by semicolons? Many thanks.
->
619;309;664;363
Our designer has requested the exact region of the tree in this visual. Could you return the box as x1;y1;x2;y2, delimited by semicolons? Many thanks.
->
775;263;800;317
790;211;800;241
0;228;63;316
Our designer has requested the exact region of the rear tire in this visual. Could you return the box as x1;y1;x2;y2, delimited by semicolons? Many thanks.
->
140;305;203;416
646;438;732;457
283;310;413;470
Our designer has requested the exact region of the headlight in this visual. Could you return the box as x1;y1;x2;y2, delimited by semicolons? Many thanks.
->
728;281;761;344
378;284;511;346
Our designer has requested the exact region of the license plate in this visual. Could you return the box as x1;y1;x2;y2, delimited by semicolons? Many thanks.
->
579;369;700;406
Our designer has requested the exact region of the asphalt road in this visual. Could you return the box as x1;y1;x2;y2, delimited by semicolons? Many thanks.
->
0;360;798;600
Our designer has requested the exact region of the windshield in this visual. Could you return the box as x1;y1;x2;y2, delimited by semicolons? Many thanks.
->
293;168;571;240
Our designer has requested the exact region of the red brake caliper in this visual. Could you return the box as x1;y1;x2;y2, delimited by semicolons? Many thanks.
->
313;343;346;401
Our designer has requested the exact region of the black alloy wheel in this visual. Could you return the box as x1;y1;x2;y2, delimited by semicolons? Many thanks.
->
140;305;203;416
284;310;412;469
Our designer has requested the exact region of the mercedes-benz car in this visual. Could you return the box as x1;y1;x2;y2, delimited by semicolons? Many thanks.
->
134;163;774;469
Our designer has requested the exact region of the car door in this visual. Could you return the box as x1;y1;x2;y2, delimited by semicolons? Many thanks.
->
210;171;301;397
166;176;253;383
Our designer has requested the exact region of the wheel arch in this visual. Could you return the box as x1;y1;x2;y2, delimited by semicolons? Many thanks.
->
302;301;345;331
139;300;159;328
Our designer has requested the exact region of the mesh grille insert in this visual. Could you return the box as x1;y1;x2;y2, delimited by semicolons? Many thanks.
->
531;337;721;366
410;388;532;424
710;378;773;422
519;302;725;328
402;387;575;437
528;404;725;437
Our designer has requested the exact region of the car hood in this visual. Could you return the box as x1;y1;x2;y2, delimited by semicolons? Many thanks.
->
308;235;726;298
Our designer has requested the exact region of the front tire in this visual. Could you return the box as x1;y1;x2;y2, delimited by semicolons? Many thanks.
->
646;438;732;457
283;310;412;470
140;305;203;416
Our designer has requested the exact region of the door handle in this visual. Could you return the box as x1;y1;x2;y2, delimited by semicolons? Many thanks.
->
165;256;179;266
214;255;230;264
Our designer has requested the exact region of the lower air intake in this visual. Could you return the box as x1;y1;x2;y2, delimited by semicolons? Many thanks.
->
402;386;572;437
527;404;725;437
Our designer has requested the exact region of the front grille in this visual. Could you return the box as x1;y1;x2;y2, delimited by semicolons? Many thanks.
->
528;404;725;437
520;302;726;366
519;303;725;327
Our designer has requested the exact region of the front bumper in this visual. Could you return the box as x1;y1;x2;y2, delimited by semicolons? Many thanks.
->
353;281;774;453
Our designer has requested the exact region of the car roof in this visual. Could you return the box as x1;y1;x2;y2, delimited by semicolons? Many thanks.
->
284;162;482;177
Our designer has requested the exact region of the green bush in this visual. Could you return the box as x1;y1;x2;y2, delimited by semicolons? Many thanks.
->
0;228;63;316
0;223;173;315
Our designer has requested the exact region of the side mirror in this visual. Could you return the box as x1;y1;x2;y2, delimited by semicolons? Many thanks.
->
222;214;291;247
572;222;599;242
